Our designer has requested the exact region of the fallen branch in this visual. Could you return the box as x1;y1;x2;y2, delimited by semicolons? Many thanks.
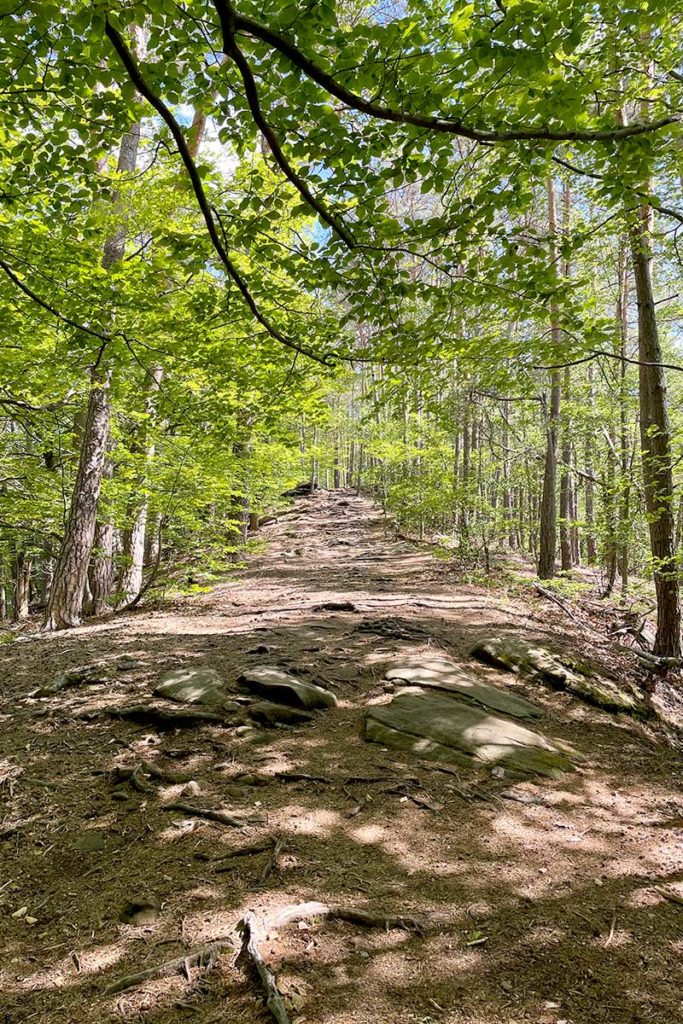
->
242;910;291;1024
163;801;265;827
532;582;582;624
196;840;276;864
632;650;683;670
103;939;234;996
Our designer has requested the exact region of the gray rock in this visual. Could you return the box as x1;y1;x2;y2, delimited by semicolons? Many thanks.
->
248;700;313;727
385;656;542;720
238;667;337;709
364;692;576;777
471;637;644;715
154;667;227;706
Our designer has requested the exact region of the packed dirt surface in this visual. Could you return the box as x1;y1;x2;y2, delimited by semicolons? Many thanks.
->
1;490;682;1024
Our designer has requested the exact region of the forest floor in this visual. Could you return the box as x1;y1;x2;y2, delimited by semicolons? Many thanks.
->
1;490;682;1024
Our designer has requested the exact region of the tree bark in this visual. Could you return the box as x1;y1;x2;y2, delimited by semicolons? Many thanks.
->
538;178;561;580
44;372;112;629
44;110;141;629
630;204;681;656
117;366;163;608
11;548;31;621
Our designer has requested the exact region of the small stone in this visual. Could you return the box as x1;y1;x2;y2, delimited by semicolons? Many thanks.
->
11;906;28;919
111;789;129;801
181;781;201;797
24;916;38;925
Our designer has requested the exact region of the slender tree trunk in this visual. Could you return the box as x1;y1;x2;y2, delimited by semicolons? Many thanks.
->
559;366;573;572
44;113;141;630
616;245;632;598
117;366;163;608
630;204;681;656
538;178;562;579
11;549;31;621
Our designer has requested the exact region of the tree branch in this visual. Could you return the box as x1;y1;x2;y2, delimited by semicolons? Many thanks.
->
105;18;333;366
0;258;111;344
535;350;683;373
225;5;679;143
225;35;356;248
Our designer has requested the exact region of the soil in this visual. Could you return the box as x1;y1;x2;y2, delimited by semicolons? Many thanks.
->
1;490;682;1024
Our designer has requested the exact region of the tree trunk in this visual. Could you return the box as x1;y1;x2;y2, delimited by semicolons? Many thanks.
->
559;366;573;573
117;366;163;608
87;456;115;615
44;373;112;629
538;178;561;580
11;549;31;621
44;105;141;629
630;204;681;656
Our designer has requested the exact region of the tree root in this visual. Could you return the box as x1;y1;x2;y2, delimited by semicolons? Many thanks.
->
103;939;234;996
113;760;194;789
103;705;228;729
162;801;266;827
102;899;434;1008
241;900;435;1024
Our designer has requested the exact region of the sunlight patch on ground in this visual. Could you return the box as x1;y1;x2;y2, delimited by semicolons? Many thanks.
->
3;937;129;992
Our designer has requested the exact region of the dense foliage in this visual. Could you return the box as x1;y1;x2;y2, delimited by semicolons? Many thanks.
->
2;0;683;654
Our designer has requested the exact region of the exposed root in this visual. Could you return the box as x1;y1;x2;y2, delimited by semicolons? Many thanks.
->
241;900;436;1024
102;705;229;728
162;801;266;827
103;939;234;996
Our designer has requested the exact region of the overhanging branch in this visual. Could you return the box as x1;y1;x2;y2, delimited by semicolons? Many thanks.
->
105;18;333;366
223;3;679;144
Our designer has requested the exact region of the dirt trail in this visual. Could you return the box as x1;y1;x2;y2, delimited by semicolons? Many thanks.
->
1;491;681;1024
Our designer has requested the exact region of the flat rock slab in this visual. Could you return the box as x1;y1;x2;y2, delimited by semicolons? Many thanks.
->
385;656;542;720
238;667;337;710
364;692;575;777
471;637;644;716
154;668;227;706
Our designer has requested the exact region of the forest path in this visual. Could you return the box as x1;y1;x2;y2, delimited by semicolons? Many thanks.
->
0;491;681;1024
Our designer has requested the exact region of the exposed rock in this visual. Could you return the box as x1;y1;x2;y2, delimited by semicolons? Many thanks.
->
471;636;645;715
364;692;576;777
154;667;227;706
385;656;542;720
248;700;313;727
238;667;337;710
